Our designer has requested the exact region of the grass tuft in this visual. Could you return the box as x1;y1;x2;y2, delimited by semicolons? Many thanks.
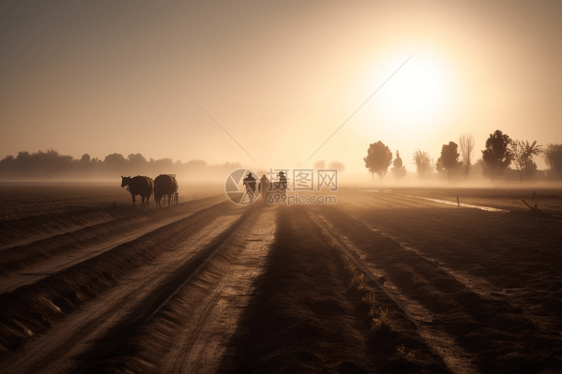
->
351;273;367;291
389;344;415;366
362;290;376;306
370;307;394;334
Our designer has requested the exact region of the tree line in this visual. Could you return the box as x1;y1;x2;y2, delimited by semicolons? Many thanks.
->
0;150;242;180
364;130;562;182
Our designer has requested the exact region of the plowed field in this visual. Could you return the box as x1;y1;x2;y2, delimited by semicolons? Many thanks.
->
1;185;561;373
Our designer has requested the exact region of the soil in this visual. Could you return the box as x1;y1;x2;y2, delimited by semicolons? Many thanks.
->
0;184;561;373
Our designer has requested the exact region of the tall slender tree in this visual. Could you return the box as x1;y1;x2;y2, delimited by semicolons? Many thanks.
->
391;151;406;180
459;133;475;181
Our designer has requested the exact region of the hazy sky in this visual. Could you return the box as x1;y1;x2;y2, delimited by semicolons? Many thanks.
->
1;0;561;172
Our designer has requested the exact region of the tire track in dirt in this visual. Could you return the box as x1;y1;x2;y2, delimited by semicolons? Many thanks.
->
84;206;277;374
0;201;245;362
317;204;562;373
221;205;448;374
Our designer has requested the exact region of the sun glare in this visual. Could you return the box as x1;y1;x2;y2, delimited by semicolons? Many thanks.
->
388;63;437;113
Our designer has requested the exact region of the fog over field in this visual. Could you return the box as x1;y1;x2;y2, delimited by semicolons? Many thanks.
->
1;1;562;373
1;0;562;173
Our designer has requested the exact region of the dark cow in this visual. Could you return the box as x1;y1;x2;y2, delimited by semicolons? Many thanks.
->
154;174;179;207
121;175;154;210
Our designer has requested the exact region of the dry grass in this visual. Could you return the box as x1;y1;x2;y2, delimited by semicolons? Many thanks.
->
332;241;395;336
370;307;394;334
389;344;415;366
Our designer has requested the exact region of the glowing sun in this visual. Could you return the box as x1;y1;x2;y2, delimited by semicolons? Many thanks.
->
388;63;437;113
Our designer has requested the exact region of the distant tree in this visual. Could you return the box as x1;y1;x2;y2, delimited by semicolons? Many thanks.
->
128;153;147;164
78;154;91;176
0;148;252;180
459;134;475;181
152;157;174;172
15;151;33;172
435;157;444;174
510;140;542;182
127;153;148;174
364;141;393;181
391;151;406;179
0;155;16;175
0;150;75;178
314;160;326;169
329;161;346;173
79;153;91;166
438;141;461;181
481;130;512;182
543;144;562;178
185;159;208;170
412;149;433;179
104;153;128;173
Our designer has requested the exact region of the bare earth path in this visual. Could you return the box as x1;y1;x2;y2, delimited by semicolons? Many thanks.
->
219;205;449;374
89;208;277;373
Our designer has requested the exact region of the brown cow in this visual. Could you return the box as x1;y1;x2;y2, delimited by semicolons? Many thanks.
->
154;174;179;207
121;175;154;210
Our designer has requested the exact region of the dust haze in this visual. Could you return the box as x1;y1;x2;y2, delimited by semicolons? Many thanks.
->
1;1;562;373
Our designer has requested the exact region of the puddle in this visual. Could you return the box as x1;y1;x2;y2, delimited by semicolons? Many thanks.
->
359;190;508;212
398;194;508;212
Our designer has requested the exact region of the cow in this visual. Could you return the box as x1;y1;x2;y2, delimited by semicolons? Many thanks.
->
121;175;154;210
154;174;179;207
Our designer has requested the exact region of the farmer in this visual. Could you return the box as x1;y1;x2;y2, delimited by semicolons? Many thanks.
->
259;174;269;196
243;172;257;201
278;171;287;191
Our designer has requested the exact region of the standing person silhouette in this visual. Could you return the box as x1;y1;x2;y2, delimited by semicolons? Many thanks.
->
259;174;269;201
278;171;287;191
243;172;257;202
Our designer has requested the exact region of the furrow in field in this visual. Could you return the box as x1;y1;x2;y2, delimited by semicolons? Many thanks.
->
0;195;224;251
0;206;129;251
317;204;562;373
0;196;225;290
0;201;245;362
82;207;277;374
350;196;562;336
361;222;562;340
0;206;248;374
312;210;479;374
220;205;449;374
